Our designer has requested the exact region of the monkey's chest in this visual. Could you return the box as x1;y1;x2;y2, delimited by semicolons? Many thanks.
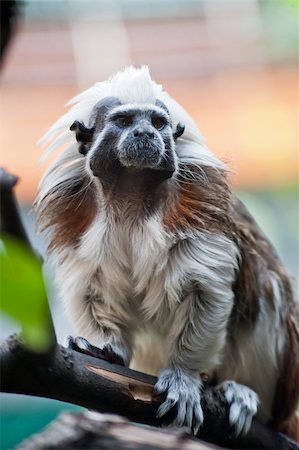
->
93;224;174;324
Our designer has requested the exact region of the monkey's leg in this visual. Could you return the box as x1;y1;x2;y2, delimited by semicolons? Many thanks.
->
214;380;259;436
67;336;125;366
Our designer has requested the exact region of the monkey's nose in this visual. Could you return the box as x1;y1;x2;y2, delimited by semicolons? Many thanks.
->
133;128;155;139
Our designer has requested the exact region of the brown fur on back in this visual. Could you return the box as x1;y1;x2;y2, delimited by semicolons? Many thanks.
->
231;199;299;440
231;198;295;324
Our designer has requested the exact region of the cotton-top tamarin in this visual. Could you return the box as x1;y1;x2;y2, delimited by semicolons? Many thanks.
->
36;66;299;440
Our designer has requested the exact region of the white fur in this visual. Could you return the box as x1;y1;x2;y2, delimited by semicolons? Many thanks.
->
105;103;170;119
52;201;239;433
37;66;286;434
55;200;239;370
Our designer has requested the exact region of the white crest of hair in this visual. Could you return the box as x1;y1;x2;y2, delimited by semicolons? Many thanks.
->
35;144;84;208
39;65;224;170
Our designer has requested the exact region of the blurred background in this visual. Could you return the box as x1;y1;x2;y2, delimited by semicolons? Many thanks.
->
0;0;298;448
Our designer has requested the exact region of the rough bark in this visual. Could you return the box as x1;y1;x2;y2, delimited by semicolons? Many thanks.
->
1;335;298;450
16;411;221;450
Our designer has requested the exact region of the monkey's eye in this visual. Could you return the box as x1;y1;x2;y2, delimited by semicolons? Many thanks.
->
152;116;166;131
114;115;133;128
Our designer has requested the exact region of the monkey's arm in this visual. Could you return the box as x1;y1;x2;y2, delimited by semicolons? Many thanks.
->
156;285;259;436
155;288;234;434
154;233;259;435
67;296;134;367
168;291;232;372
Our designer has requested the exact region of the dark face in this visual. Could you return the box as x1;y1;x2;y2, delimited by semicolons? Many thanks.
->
71;97;180;187
89;105;177;185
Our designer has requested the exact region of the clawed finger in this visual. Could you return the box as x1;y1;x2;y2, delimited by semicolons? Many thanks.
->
156;395;178;418
192;403;204;435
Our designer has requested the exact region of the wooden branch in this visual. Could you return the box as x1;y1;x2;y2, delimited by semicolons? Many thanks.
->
16;411;220;450
1;335;298;450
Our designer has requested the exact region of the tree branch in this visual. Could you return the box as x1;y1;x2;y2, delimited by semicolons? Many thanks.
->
16;411;220;450
1;334;298;450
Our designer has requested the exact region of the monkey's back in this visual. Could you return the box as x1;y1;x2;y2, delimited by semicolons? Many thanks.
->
231;196;297;323
222;196;299;439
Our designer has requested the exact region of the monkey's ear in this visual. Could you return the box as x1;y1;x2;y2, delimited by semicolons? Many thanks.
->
70;121;95;156
173;122;185;142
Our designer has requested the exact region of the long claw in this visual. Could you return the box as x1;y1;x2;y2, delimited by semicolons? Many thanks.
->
192;403;204;435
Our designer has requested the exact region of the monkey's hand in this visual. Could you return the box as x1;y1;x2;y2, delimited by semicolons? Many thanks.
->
215;380;259;436
154;366;203;435
67;336;126;366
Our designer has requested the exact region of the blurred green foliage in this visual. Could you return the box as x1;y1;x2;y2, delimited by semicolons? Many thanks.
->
279;0;299;9
0;234;52;352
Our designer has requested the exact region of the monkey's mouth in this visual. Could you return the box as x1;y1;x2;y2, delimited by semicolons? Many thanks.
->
118;141;164;170
89;139;177;183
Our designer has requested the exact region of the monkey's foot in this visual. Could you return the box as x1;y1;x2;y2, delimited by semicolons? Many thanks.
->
216;380;259;436
67;336;125;366
154;366;203;435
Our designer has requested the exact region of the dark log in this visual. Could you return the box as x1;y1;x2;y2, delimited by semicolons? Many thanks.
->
16;411;221;450
1;334;298;450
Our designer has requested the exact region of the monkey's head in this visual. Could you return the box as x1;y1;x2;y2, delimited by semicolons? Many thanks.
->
70;97;184;186
37;67;225;250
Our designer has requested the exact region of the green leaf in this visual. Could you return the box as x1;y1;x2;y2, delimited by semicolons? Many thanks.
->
0;234;53;352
